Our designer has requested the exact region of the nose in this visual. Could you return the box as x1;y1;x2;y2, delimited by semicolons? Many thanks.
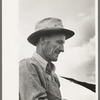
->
59;44;64;52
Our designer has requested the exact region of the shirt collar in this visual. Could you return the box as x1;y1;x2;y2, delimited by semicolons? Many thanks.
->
32;52;48;70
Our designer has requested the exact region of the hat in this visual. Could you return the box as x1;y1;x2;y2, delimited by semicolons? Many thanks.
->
27;17;75;46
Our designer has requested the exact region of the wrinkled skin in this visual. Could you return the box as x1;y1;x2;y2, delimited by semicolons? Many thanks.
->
41;34;66;62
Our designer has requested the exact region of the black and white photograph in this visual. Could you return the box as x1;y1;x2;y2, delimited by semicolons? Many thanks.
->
2;0;98;100
19;0;97;100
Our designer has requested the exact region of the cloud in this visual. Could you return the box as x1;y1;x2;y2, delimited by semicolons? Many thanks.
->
73;57;95;82
55;36;95;82
65;4;95;47
64;15;95;47
77;13;95;43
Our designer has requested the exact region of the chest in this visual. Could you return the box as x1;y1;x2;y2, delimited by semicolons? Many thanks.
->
31;63;61;99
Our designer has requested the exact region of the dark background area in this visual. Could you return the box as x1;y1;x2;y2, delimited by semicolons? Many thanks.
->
98;0;100;99
0;0;2;100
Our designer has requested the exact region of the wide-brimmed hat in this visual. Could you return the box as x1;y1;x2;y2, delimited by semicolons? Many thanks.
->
27;17;75;46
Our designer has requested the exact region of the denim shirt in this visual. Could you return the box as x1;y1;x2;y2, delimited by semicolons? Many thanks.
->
19;53;62;100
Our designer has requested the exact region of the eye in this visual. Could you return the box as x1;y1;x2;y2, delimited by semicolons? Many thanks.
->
57;40;64;44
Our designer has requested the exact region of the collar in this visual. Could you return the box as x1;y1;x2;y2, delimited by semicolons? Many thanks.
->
32;52;48;71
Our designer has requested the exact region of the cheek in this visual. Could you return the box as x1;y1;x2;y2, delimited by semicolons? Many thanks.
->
44;42;53;53
43;41;58;54
47;45;53;53
53;45;59;49
52;44;59;52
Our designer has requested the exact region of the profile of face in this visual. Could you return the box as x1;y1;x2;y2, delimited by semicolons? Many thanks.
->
41;34;66;62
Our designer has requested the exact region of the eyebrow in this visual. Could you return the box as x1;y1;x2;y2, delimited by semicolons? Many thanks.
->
56;40;65;44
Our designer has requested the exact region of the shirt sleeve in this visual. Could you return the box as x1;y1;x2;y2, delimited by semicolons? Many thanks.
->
19;59;48;100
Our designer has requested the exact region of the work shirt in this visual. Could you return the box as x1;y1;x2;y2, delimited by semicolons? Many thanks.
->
19;52;62;100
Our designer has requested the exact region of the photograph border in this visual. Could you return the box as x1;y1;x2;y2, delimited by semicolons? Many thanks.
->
98;0;99;99
0;0;2;99
1;0;99;100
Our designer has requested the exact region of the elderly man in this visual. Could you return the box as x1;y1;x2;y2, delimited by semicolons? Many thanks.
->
19;17;75;100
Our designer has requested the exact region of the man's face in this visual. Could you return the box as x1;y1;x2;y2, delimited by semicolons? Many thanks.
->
42;34;66;62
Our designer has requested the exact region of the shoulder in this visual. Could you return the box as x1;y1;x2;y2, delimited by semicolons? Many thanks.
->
19;58;29;65
19;58;30;73
19;57;35;67
19;57;39;75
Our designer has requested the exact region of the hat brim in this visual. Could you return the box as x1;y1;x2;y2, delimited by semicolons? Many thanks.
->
27;28;75;46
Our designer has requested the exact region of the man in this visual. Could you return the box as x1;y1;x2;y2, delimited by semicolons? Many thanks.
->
19;17;75;100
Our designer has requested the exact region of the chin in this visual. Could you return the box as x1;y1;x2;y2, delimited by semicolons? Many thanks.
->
48;55;58;62
52;58;58;62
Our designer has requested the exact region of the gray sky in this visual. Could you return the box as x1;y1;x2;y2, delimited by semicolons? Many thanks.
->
19;0;96;99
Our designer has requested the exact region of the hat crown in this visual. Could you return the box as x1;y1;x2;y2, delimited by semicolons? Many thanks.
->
28;17;75;46
35;17;64;31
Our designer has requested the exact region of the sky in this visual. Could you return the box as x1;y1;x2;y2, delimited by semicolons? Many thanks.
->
18;0;97;100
